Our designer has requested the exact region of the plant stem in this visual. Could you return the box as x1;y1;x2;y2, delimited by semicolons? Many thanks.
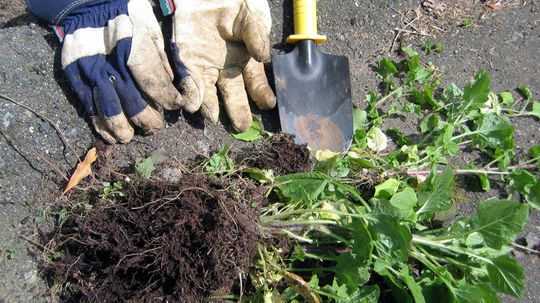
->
376;87;403;107
387;163;537;178
261;208;366;223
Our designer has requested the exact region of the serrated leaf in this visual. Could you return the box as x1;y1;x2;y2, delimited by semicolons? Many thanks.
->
351;285;380;303
367;127;388;152
463;70;490;108
486;255;525;298
369;215;412;263
389;187;417;221
454;284;499;303
417;168;454;215
374;178;400;199
476;200;528;249
136;154;158;179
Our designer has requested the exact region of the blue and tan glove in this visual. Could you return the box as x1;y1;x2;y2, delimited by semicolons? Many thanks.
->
162;0;277;132
25;0;198;143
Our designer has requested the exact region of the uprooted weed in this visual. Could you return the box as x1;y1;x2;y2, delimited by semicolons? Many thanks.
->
38;133;310;303
42;174;264;303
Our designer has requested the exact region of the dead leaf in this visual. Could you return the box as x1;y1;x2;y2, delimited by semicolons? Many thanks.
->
63;148;98;194
283;271;320;303
484;1;501;10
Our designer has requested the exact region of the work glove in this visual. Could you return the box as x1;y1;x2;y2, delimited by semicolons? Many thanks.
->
163;0;277;131
25;0;197;143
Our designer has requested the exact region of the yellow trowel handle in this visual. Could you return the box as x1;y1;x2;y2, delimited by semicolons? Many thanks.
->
286;0;327;44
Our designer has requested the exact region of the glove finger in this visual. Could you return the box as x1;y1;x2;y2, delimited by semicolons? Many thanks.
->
217;67;252;132
239;0;272;62
93;81;135;144
199;68;220;123
243;58;276;110
63;63;121;144
104;65;165;137
126;0;189;110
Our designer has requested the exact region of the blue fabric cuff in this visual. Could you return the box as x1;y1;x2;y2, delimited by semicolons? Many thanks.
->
24;0;110;25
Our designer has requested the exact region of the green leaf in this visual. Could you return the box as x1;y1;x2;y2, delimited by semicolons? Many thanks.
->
486;255;525;298
454;284;499;303
389;187;417;221
387;128;412;146
517;86;532;100
377;58;398;79
471;114;515;149
478;172;490;191
374;178;400;199
353;108;368;131
416;168;454;215
420;114;442;133
369;215;412;263
499;92;514;106
367;127;388;152
352;219;373;264
334;253;370;292
232;116;269;141
460;18;474;27
136;154;158;179
401;47;419;58
275;172;365;204
205;144;235;174
351;285;380;303
529;145;540;169
475;199;528;249
509;169;536;193
399;267;426;303
531;101;540;119
463;70;490;109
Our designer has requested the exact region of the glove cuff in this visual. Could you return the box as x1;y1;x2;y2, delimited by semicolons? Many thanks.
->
25;0;111;25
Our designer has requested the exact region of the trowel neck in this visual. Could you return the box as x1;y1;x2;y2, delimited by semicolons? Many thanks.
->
296;40;319;69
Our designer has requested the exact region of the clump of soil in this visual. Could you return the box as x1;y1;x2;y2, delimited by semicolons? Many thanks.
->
237;133;312;174
44;174;264;302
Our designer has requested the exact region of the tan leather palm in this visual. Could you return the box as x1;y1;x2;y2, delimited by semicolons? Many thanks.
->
172;0;276;131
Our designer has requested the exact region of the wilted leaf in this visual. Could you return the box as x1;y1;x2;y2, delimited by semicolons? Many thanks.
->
283;271;320;303
367;127;388;152
64;148;97;194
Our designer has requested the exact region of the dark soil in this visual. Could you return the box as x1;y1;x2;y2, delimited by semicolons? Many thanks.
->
236;133;312;175
43;174;264;303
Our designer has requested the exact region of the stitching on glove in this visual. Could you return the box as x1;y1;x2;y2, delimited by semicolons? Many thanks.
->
242;0;268;61
54;0;102;25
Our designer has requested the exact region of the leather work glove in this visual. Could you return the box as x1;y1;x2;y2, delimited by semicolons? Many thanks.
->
162;0;277;132
25;0;198;143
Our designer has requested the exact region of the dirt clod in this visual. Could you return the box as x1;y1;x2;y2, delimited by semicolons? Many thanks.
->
237;133;312;175
44;174;263;303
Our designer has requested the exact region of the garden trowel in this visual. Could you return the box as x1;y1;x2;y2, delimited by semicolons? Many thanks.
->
272;0;353;152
